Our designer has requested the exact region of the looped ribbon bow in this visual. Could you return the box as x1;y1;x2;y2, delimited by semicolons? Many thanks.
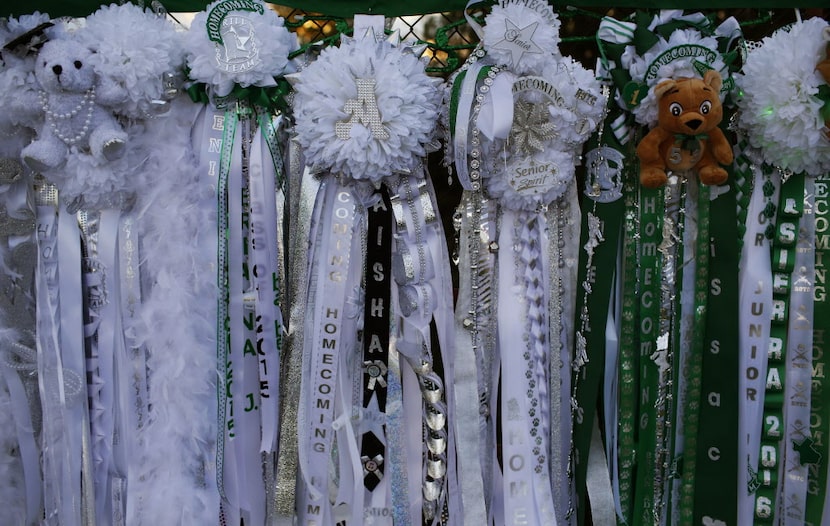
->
187;78;291;112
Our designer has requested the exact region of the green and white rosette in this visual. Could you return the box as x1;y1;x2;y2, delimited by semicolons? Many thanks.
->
183;1;295;523
597;9;743;525
289;16;459;526
450;2;606;524
735;16;830;526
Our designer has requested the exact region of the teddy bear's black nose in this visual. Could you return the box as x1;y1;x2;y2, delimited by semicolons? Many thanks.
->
686;119;702;130
52;64;62;76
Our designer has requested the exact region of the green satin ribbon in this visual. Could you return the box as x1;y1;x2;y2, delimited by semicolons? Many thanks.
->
692;176;740;526
186;83;209;105
805;174;830;526
753;170;805;524
632;183;666;525
571;110;628;525
617;168;640;525
678;183;710;526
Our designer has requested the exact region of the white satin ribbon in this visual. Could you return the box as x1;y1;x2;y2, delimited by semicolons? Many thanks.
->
454;314;487;526
738;163;775;525
297;180;357;525
116;212;148;524
597;16;636;45
37;203;85;526
247;120;284;455
498;209;557;526
587;417;616;526
463;0;485;40
604;266;623;521
782;178;815;525
226;117;267;526
477;72;516;141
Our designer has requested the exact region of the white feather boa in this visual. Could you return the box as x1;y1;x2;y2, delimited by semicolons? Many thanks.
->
291;34;442;184
130;97;219;523
736;17;830;176
0;370;26;525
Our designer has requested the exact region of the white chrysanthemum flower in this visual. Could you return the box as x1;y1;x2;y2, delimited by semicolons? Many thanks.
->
736;17;830;176
541;58;606;146
79;3;185;119
624;28;726;126
185;0;296;97
4;11;51;35
482;1;561;75
292;34;441;184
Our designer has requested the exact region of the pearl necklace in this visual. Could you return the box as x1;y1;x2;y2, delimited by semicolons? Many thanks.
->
40;87;96;146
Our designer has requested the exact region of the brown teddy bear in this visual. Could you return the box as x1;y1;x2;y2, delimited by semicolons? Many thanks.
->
636;69;733;189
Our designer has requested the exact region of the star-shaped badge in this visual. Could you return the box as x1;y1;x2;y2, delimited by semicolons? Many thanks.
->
491;19;544;67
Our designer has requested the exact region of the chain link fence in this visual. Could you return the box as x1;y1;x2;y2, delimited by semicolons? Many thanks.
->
271;5;815;77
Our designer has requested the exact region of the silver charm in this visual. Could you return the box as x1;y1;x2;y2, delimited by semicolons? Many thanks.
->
583;146;624;202
363;360;388;390
510;100;556;155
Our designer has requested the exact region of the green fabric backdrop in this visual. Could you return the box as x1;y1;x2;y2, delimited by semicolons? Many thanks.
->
3;0;828;19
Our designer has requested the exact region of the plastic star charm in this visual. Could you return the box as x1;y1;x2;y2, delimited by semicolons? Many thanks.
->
491;19;543;68
510;101;555;155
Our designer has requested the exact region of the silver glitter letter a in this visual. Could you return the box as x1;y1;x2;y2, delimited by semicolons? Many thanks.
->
335;78;389;140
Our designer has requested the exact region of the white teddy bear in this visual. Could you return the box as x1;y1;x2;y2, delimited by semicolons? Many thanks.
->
22;38;127;171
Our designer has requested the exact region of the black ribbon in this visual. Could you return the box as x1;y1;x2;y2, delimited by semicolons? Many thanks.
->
360;186;393;491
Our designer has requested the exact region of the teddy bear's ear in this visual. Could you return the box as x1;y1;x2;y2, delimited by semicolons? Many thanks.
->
653;79;677;99
703;69;723;93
